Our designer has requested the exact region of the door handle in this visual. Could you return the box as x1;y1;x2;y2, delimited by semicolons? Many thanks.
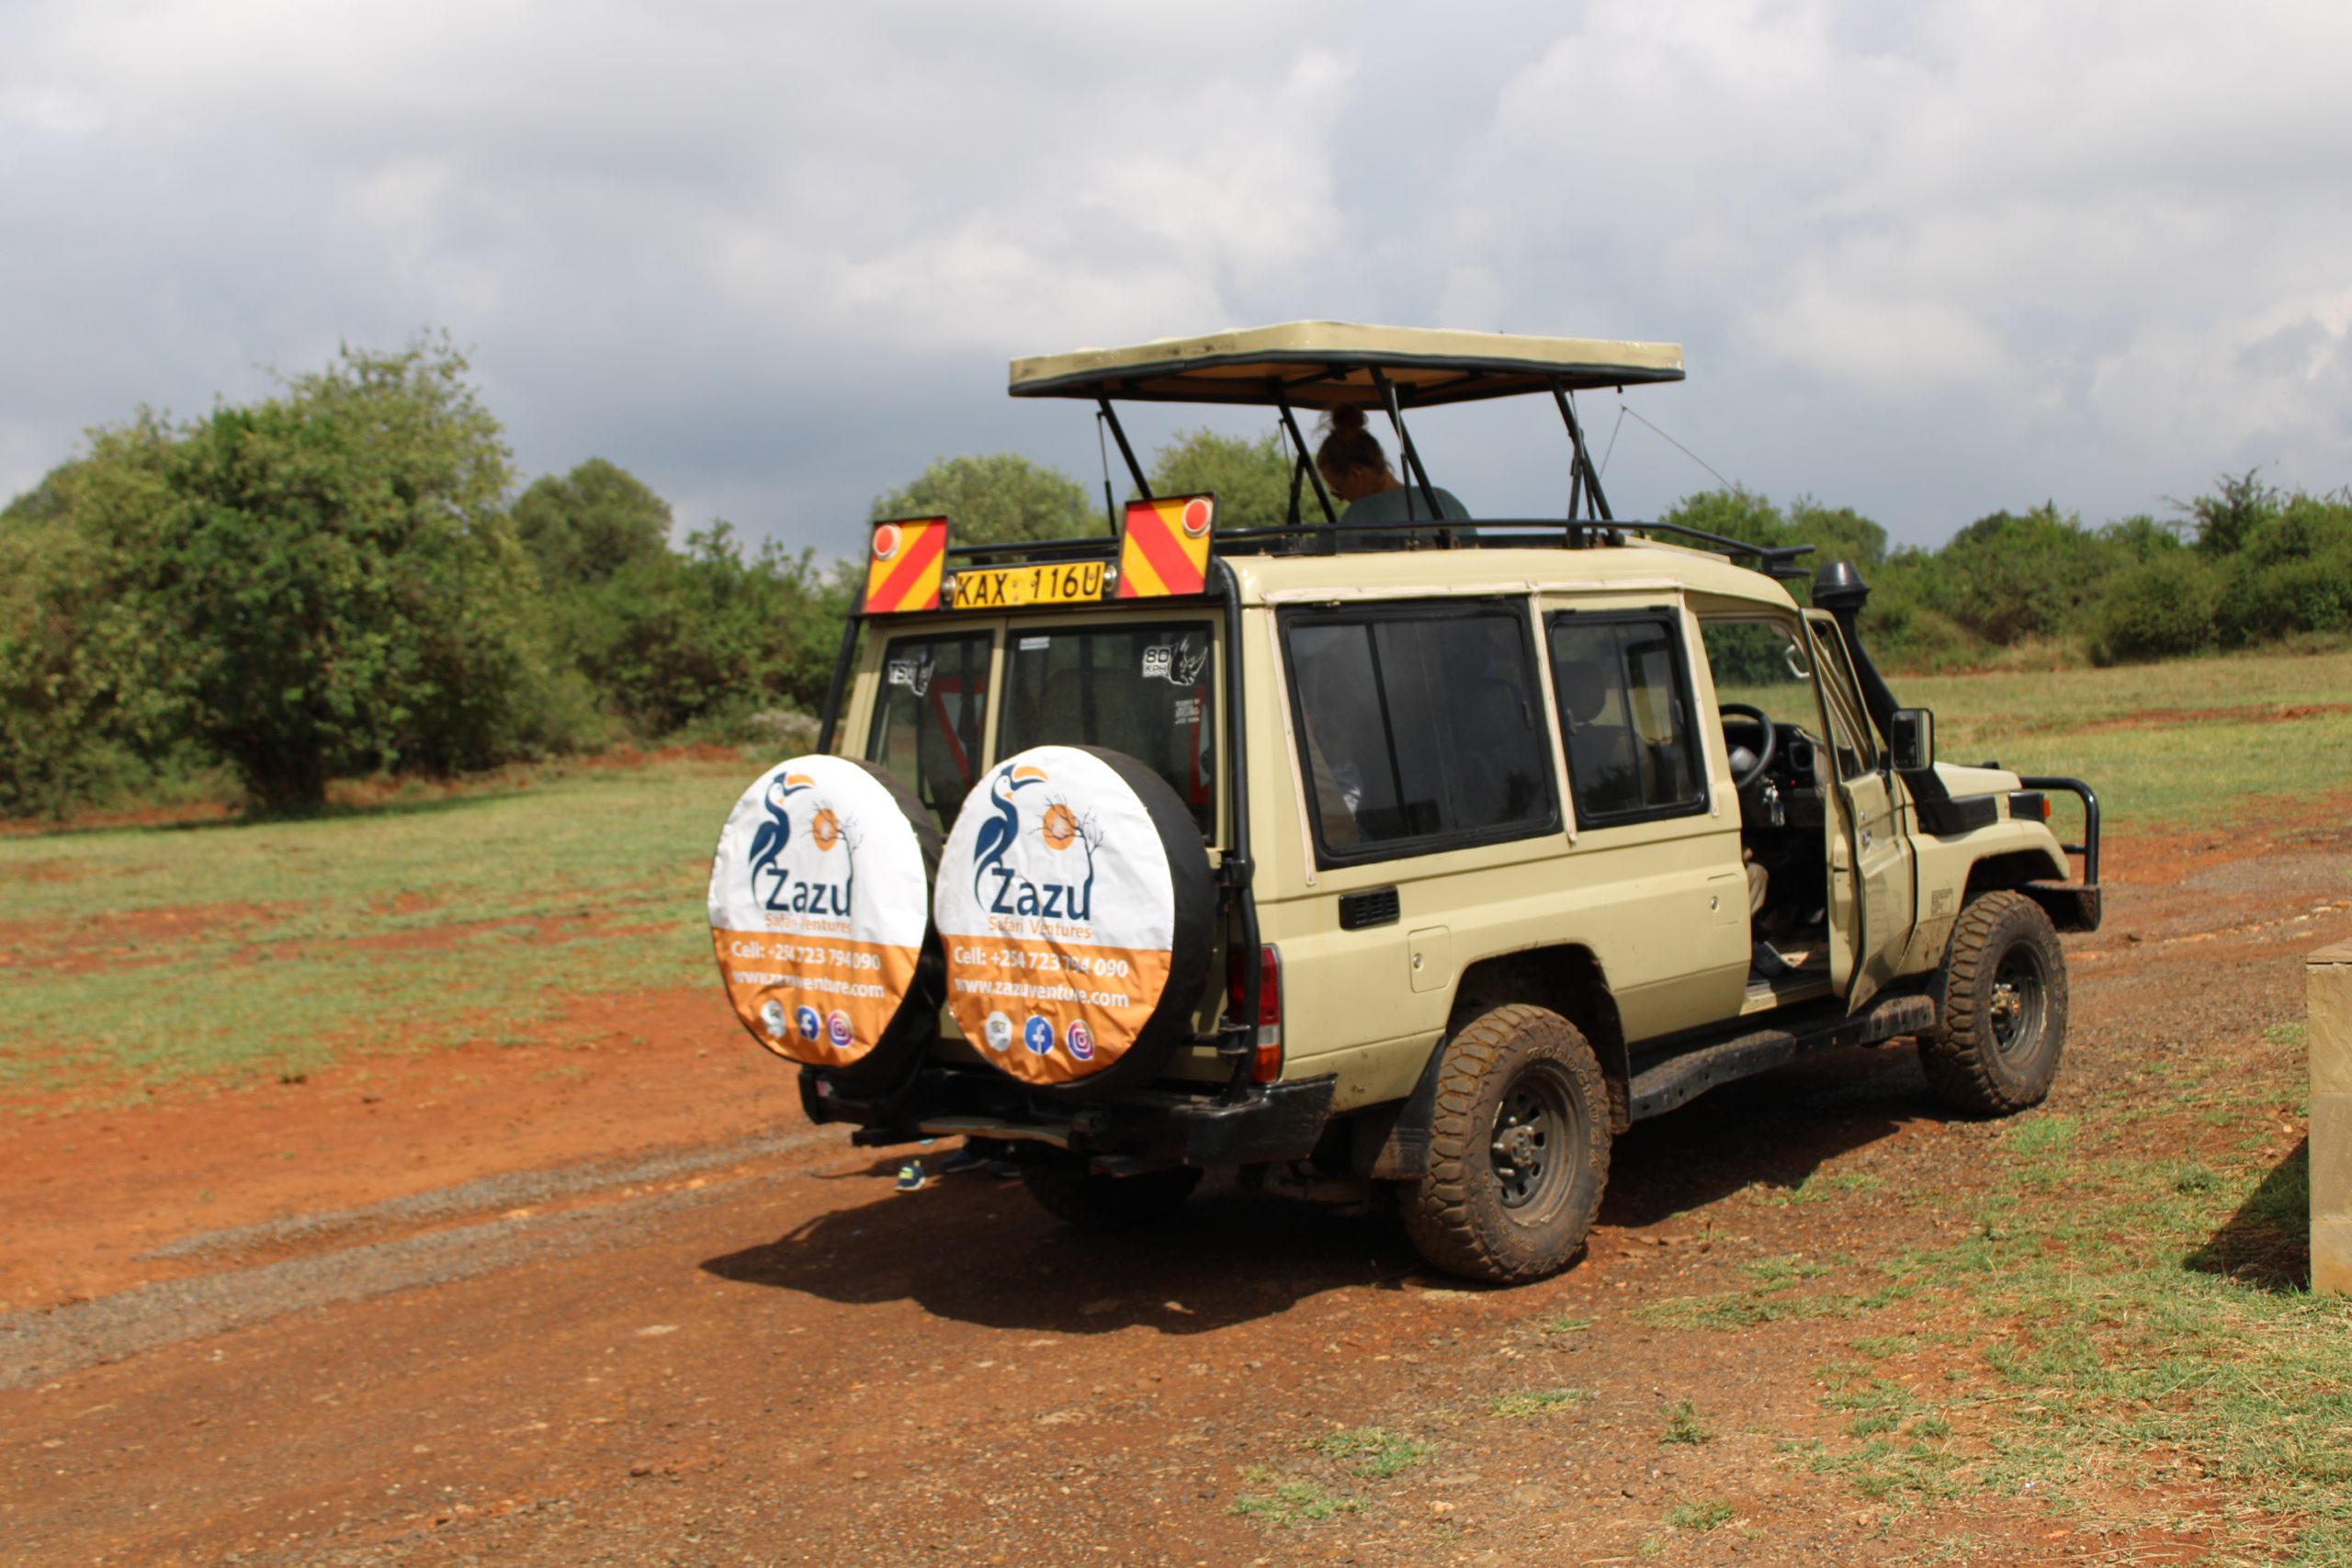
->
1860;826;1873;851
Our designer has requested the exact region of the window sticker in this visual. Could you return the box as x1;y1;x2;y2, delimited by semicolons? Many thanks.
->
1140;635;1209;685
884;652;936;697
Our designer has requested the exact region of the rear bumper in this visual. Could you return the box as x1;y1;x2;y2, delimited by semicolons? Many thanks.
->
800;1066;1337;1171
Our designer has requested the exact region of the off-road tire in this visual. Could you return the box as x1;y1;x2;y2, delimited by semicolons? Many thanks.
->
1022;1165;1203;1229
1920;890;2067;1115
1397;1005;1611;1286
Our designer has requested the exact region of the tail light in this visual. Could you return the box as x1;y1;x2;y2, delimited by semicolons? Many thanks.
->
1226;943;1283;1085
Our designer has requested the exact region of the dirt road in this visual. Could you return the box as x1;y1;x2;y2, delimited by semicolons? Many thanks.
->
3;820;2346;1567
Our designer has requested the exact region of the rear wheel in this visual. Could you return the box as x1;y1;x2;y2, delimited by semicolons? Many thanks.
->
1398;1005;1611;1285
1920;890;2068;1115
1022;1165;1203;1229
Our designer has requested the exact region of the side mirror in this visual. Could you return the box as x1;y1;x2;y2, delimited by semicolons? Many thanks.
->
1890;708;1935;773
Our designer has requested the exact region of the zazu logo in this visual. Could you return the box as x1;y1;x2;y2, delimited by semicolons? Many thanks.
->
971;761;1101;919
749;772;855;915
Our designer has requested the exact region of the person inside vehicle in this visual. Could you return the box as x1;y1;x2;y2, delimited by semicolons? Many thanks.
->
1316;406;1470;546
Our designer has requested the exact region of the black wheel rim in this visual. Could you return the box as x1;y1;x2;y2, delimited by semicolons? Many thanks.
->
1988;945;2048;1059
1489;1063;1578;1214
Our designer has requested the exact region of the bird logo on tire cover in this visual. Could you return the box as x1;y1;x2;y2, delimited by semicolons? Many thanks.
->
971;762;1048;899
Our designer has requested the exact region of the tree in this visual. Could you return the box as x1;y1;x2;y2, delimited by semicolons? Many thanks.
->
565;523;848;736
512;457;673;587
1659;487;1889;578
117;338;564;812
1785;498;1888;571
1148;427;1295;530
1659;486;1785;549
0;454;182;816
2182;468;2279;558
1929;503;2115;645
871;453;1102;545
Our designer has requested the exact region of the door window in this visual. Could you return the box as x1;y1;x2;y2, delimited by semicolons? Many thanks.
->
1283;604;1555;862
1804;615;1880;776
1548;613;1707;828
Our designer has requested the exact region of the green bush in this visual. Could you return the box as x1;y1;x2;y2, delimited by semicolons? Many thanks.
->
2090;553;2221;665
560;524;849;738
2213;495;2352;646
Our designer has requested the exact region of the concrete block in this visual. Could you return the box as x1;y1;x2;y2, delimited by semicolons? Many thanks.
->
2312;1094;2352;1217
2312;944;2352;1096
2313;944;2352;1296
2314;1215;2352;1297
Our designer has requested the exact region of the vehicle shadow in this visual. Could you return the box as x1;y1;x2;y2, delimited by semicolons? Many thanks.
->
1600;1043;1939;1228
2183;1136;2310;1291
701;1169;1419;1337
704;1043;1942;1332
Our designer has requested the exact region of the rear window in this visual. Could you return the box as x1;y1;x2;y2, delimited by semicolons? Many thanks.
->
866;632;992;833
998;623;1217;838
1283;604;1555;862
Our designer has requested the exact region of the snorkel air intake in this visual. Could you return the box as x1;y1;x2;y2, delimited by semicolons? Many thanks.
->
1812;561;1901;743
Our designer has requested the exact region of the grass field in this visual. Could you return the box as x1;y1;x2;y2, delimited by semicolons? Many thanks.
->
1903;647;2352;831
3;646;2346;1099
0;755;752;1097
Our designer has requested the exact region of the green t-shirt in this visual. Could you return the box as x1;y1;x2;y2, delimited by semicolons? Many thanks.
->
1335;482;1472;550
1339;483;1471;526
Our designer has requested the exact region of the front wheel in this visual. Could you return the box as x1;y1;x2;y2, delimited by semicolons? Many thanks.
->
1022;1165;1203;1229
1920;890;2068;1115
1397;1005;1611;1285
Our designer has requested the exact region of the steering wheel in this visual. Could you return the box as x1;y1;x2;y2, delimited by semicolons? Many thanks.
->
1718;703;1778;793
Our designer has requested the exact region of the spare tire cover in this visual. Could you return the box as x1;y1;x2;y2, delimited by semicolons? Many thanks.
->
933;745;1216;1094
707;755;944;1089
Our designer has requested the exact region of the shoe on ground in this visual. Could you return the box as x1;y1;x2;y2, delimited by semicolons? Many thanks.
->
936;1146;991;1176
894;1160;928;1192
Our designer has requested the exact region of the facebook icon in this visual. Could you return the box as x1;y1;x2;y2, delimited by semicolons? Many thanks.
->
1023;1015;1055;1056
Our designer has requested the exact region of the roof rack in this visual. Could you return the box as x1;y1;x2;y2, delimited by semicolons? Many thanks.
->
944;519;1815;581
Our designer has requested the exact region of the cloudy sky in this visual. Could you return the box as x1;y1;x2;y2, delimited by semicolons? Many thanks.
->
5;0;2348;555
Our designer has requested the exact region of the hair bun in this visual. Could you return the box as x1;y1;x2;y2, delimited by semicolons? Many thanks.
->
1324;405;1367;435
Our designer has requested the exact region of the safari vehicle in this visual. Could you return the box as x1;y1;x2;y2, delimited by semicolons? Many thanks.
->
707;322;2102;1285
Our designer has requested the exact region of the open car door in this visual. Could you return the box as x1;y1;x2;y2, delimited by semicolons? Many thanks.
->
1805;611;1915;1011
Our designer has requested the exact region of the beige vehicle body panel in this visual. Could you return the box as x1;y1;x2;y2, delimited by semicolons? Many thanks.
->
832;542;2075;1111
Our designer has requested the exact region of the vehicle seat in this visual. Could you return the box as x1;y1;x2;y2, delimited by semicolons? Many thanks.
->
1555;659;1641;817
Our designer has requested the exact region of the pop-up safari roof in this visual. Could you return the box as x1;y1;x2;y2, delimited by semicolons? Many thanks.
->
1008;321;1685;408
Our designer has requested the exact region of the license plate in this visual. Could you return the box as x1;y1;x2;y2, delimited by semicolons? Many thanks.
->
950;561;1104;610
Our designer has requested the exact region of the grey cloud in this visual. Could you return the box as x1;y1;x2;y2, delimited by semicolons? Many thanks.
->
3;0;2347;556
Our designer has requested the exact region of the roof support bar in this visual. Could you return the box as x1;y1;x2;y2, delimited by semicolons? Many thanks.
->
1368;366;1445;525
1268;381;1338;525
1096;396;1153;502
1550;378;1613;528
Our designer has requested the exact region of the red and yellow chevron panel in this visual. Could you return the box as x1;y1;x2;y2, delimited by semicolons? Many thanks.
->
1115;494;1215;599
863;516;950;615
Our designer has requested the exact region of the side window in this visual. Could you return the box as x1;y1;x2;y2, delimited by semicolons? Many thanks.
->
1549;613;1706;829
1804;615;1879;776
866;632;992;833
1283;605;1555;862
